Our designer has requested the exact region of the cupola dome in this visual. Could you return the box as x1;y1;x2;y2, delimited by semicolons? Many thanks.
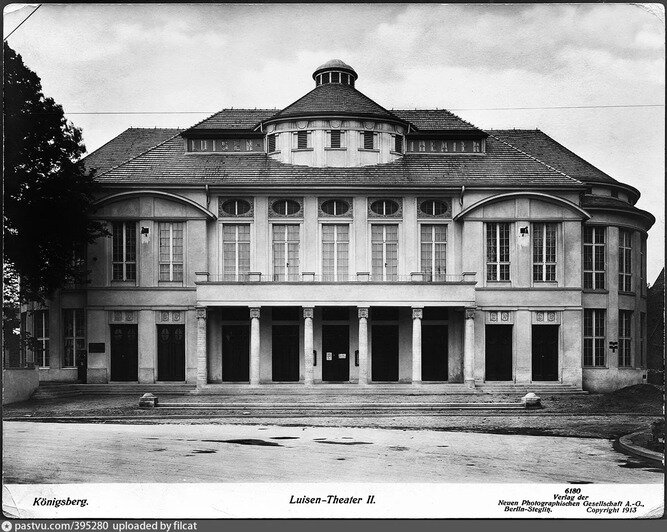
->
313;59;358;88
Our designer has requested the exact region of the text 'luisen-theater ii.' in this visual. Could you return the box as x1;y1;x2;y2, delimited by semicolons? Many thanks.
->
24;60;655;393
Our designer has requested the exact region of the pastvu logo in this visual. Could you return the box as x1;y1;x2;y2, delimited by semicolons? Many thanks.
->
2;521;13;531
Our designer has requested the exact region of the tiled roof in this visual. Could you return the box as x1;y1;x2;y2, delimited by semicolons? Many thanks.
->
96;134;583;189
265;83;402;122
393;109;482;132
83;128;181;175
185;109;277;132
488;130;638;198
580;194;655;224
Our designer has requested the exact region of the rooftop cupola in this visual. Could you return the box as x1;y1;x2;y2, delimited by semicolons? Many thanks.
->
313;59;358;88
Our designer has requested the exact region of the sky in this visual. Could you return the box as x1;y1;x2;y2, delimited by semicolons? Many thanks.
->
3;3;665;280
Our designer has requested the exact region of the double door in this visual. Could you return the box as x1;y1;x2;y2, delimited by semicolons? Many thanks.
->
157;325;185;381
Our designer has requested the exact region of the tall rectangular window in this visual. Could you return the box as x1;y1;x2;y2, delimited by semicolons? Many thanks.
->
640;312;646;367
322;224;349;281
583;309;605;367
486;222;510;281
583;226;606;289
421;224;447;281
273;224;300;281
63;309;85;368
619;229;633;292
20;312;30;366
159;222;184;281
640;236;647;296
371;224;398;281
362;131;376;150
222;224;251;281
532;223;557;281
34;310;49;368
112;222;136;281
618;310;632;367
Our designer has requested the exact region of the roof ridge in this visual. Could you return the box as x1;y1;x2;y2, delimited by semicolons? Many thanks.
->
485;130;584;186
96;130;185;178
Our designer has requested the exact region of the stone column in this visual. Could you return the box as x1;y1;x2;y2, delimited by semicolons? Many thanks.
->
303;307;314;385
464;307;476;389
196;307;207;389
358;307;369;385
249;307;261;386
412;307;423;384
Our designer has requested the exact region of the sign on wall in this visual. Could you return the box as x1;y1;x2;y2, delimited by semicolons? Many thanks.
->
407;139;483;153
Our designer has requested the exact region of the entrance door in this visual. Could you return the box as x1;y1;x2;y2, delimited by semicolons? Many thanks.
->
221;324;250;382
272;324;299;382
485;325;512;381
157;325;185;381
322;324;349;382
532;325;559;381
110;324;138;382
422;324;448;381
371;324;399;381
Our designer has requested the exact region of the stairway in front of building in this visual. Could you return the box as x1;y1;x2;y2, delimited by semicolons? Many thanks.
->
29;381;586;401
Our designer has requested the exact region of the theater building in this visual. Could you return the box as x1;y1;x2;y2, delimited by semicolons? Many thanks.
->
22;60;655;393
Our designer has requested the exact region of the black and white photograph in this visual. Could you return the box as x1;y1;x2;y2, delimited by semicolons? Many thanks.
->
2;2;665;520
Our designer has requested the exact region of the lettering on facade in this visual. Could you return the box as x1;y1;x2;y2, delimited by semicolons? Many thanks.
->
189;138;264;152
407;139;483;153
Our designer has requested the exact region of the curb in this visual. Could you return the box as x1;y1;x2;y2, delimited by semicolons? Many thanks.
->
618;430;664;467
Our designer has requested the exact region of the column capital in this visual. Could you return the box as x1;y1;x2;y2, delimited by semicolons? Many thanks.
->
358;307;369;319
195;307;207;320
412;307;423;320
465;307;476;320
303;307;314;319
250;307;261;319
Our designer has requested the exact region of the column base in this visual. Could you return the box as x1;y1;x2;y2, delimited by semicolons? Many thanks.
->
465;379;476;389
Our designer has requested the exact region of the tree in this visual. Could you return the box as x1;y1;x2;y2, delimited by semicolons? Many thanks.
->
3;42;108;304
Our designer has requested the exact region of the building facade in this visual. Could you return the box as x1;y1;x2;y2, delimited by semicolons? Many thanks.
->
22;60;655;393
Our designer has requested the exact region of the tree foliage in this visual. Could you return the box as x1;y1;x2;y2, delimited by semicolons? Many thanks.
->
3;42;107;303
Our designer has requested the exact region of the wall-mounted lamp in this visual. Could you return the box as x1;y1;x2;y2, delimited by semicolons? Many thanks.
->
520;226;529;235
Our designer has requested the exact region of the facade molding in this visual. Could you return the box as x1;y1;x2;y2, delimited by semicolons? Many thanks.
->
454;191;591;221
93;190;217;220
